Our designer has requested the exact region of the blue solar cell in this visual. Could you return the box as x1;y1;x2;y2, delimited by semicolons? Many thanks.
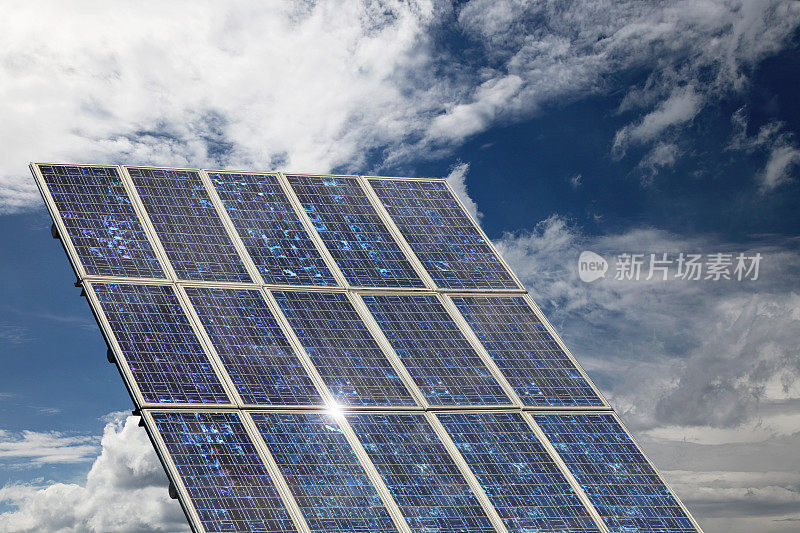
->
93;283;229;405
272;291;415;407
208;172;337;287
437;412;600;533
184;287;323;406
450;296;603;407
38;164;165;278
127;167;251;282
368;179;518;290
533;414;698;533
361;294;511;406
151;411;297;533
286;175;424;288
252;412;396;532
348;413;495;533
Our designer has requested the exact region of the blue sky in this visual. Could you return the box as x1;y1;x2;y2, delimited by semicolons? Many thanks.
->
1;2;799;532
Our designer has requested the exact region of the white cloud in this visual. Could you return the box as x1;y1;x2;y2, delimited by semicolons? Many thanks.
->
759;144;800;192
445;161;482;222
494;215;800;529
2;1;799;215
0;430;97;466
0;414;186;533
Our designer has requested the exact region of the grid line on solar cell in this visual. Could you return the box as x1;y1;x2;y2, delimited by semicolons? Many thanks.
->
252;412;397;532
126;167;252;282
347;413;496;533
271;291;415;407
36;164;165;278
437;412;600;533
368;179;519;290
450;296;604;407
150;411;298;533
183;287;324;407
533;414;698;533
286;175;425;288
361;294;511;406
92;283;230;405
208;172;338;287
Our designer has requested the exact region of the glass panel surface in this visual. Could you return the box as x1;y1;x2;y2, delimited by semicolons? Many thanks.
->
252;412;396;532
94;283;229;405
128;167;251;282
151;411;297;533
38;164;164;278
209;172;337;286
287;175;424;288
369;178;517;289
533;414;698;533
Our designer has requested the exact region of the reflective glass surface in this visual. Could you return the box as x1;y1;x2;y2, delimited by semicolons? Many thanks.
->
93;283;229;404
272;291;414;407
287;175;424;288
361;294;511;406
38;164;164;278
451;296;603;407
209;172;337;286
533;414;698;533
438;412;599;533
252;412;395;532
368;179;518;289
151;411;297;533
348;413;495;533
127;167;251;282
184;287;323;406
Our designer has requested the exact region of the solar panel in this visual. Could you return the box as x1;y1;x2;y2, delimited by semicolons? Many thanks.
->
33;164;702;533
127;167;252;282
361;294;511;406
437;412;600;533
91;283;230;405
286;175;425;288
368;178;519;290
251;412;397;532
208;172;338;287
347;413;496;533
183;286;324;406
450;296;604;407
36;164;165;278
272;290;416;407
149;411;297;533
533;414;697;533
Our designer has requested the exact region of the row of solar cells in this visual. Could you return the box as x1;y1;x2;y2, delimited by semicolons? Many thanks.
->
88;282;604;408
145;410;697;533
34;164;521;290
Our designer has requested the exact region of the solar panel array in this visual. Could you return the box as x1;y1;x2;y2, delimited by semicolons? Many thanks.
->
33;163;702;533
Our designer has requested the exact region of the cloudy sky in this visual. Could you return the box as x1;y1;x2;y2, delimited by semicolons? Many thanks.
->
1;1;799;531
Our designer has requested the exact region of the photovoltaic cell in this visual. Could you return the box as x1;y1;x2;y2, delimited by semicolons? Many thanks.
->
272;291;415;407
286;175;424;288
368;179;519;290
450;296;603;407
252;412;396;532
93;283;229;405
151;411;297;533
437;412;600;533
183;287;323;406
533;414;698;533
361;294;511;406
37;164;165;278
208;172;337;287
348;413;495;533
127;167;251;282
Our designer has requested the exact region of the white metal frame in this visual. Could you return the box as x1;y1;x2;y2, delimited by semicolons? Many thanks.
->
31;163;704;533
